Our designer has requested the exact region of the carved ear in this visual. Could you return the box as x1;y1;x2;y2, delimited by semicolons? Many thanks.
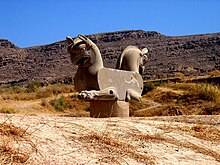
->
66;36;74;44
78;34;88;41
141;48;148;55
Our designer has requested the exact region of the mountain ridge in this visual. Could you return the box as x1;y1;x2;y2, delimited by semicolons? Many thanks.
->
0;30;220;86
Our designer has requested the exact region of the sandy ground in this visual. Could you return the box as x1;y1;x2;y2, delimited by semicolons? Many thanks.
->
0;114;219;165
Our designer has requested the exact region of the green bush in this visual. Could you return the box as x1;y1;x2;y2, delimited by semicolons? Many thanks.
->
26;82;42;93
142;82;155;94
50;96;67;111
142;81;165;94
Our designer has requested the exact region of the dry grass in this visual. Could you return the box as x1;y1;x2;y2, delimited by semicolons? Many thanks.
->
0;123;27;137
0;81;219;117
154;123;220;142
41;95;90;117
132;82;220;117
0;107;16;114
147;115;220;125
191;124;220;142
208;70;220;77
0;84;75;101
177;83;220;103
0;120;36;164
79;132;155;164
0;142;29;164
0;113;218;164
132;132;220;162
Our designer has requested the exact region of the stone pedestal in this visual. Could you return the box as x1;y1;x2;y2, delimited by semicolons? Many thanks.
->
90;100;129;118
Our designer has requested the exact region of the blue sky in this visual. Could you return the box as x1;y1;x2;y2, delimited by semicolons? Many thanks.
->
0;0;220;48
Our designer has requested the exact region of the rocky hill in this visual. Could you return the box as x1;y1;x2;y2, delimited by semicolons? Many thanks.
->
0;30;220;86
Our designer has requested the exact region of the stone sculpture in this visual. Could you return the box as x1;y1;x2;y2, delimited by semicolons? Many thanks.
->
66;34;148;117
66;34;103;92
116;46;148;74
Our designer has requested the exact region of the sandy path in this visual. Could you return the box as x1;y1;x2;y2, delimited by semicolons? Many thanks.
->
0;114;219;164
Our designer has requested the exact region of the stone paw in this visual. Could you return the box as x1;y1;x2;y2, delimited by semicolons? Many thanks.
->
78;90;94;100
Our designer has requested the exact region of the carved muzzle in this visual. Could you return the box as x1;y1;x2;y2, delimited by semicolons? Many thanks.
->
139;48;148;74
66;36;91;66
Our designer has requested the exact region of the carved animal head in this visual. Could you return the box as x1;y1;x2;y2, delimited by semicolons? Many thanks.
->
139;48;148;74
66;35;93;67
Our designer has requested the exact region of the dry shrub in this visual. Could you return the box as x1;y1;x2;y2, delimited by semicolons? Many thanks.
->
188;83;220;103
36;84;75;99
194;103;220;115
80;132;155;164
45;95;90;116
1;92;37;101
0;122;35;164
0;84;75;101
167;82;220;104
169;83;220;115
208;70;220;77
134;133;220;162
169;82;191;91
155;91;181;103
0;87;26;94
159;105;183;116
0;123;27;137
170;83;220;103
0;141;29;164
0;107;16;114
142;81;165;95
155;123;220;142
41;98;51;106
204;103;220;115
191;124;206;132
191;125;220;142
130;100;155;116
134;82;220;117
134;105;184;117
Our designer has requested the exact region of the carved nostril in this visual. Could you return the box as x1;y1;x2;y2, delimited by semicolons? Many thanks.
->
109;90;114;94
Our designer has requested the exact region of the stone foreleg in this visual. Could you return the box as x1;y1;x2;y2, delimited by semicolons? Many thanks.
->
78;87;119;101
125;89;142;102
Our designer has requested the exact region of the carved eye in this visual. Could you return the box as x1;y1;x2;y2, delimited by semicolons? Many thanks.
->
109;90;114;94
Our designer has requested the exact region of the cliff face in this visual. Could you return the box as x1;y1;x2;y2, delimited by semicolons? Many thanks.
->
0;39;76;86
0;30;220;86
0;39;28;84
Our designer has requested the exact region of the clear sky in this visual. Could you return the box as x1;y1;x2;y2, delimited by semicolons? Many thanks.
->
0;0;219;48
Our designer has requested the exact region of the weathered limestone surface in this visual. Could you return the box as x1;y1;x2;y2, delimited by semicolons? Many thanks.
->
98;68;143;100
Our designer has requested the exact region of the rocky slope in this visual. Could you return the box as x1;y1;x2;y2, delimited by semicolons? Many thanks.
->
0;30;220;86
